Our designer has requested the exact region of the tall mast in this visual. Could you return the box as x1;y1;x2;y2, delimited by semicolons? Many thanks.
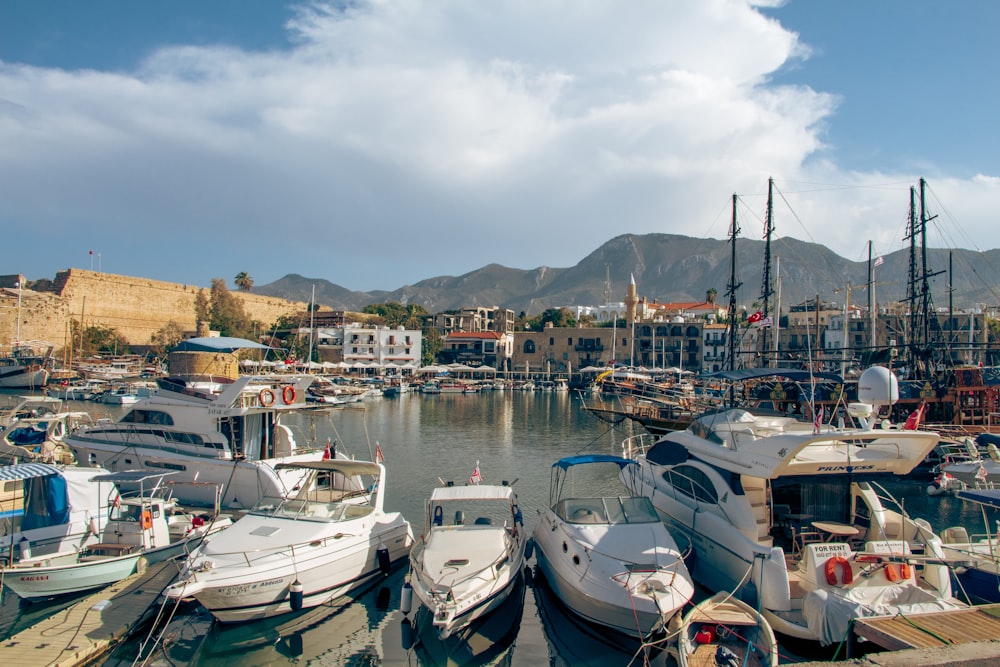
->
905;186;918;375
759;178;775;367
726;194;742;374
868;241;876;359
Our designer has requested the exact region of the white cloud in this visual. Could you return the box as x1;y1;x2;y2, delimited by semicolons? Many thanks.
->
0;0;995;291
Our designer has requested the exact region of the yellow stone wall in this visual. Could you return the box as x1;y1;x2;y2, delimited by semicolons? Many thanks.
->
0;269;306;351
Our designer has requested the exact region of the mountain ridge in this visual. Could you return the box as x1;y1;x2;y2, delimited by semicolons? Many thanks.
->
253;233;1000;316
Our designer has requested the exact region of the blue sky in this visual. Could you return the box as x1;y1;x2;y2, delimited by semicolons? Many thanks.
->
2;1;997;293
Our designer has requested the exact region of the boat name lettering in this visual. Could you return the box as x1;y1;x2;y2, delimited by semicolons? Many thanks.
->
817;465;876;472
218;578;284;596
19;575;49;581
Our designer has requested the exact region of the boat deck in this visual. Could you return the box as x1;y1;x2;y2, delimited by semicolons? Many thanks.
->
689;641;763;667
853;603;1000;650
0;559;178;666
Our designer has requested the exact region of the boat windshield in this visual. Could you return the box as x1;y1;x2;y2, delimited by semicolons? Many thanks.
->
556;496;659;525
249;495;373;522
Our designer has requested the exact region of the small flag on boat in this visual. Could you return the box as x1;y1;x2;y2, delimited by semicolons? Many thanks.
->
747;311;763;324
375;442;385;463
813;406;824;433
976;463;989;482
752;315;773;329
322;439;332;460
874;255;884;267
469;462;482;485
904;402;926;430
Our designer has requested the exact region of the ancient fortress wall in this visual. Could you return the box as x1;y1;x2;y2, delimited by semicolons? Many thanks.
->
0;269;306;351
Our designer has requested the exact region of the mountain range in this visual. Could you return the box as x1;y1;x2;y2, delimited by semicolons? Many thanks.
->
253;233;1000;316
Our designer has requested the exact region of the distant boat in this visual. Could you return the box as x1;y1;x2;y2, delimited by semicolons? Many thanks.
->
0;342;53;389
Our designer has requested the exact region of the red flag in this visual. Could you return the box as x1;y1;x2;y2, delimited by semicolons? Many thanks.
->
89;250;93;255
375;442;385;463
469;463;482;485
322;439;331;460
904;402;926;430
813;406;824;433
747;311;763;324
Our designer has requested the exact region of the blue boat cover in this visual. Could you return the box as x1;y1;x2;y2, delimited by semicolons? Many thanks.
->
172;336;274;353
957;488;1000;510
552;454;635;469
21;473;70;531
0;463;58;481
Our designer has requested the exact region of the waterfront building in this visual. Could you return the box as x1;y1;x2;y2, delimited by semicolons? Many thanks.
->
439;330;513;370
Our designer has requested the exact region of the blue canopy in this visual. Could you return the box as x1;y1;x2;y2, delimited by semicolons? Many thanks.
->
0;463;59;481
173;336;274;353
707;367;843;383
957;488;1000;510
552;454;635;470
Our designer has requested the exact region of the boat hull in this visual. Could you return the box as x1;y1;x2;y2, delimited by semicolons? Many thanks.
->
532;511;691;638
175;519;413;623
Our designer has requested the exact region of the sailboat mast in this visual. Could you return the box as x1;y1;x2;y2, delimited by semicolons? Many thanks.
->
726;194;742;374
868;241;876;360
906;186;918;375
759;178;775;367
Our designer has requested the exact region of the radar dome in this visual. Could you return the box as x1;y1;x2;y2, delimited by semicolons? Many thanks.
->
857;366;898;407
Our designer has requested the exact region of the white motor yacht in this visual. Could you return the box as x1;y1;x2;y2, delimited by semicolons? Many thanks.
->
532;454;694;639
406;483;526;638
622;366;966;646
64;375;328;509
164;459;413;623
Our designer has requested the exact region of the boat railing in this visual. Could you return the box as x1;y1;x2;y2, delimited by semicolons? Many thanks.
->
621;433;657;459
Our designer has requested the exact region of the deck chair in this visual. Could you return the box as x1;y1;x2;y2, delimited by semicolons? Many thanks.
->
792;527;824;558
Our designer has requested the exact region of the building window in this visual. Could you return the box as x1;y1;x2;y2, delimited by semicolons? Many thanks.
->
523;340;536;353
549;337;554;346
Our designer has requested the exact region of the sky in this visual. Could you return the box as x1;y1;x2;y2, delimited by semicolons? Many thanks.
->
2;0;998;293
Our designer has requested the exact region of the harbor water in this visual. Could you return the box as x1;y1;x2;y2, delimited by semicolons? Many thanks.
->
1;389;995;666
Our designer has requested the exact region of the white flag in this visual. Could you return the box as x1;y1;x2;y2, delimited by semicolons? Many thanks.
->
874;255;884;267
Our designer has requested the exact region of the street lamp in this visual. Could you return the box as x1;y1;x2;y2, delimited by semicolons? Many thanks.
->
14;280;21;345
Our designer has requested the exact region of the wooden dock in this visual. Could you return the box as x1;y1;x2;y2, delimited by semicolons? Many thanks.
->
0;560;179;667
854;603;1000;651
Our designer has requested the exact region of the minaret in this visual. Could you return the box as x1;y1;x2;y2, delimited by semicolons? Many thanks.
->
624;273;639;323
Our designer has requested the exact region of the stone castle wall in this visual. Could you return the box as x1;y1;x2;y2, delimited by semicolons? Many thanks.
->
0;269;306;351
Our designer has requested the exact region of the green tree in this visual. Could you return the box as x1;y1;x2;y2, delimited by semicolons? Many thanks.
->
234;272;254;292
209;278;256;338
363;302;428;328
706;288;718;304
71;320;129;356
194;289;210;324
422;327;443;366
524;307;577;331
149;321;186;357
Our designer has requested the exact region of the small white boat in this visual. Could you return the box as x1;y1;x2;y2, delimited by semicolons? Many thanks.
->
0;407;94;465
939;488;1000;604
668;592;778;667
406;483;526;638
2;470;231;600
0;463;113;562
164;459;414;623
531;454;694;639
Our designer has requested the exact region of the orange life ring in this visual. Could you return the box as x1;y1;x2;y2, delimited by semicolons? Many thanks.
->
259;388;276;406
282;385;296;405
824;556;854;586
141;510;153;530
884;562;912;582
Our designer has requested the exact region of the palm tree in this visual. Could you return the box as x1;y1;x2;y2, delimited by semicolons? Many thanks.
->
706;288;717;304
234;272;253;292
